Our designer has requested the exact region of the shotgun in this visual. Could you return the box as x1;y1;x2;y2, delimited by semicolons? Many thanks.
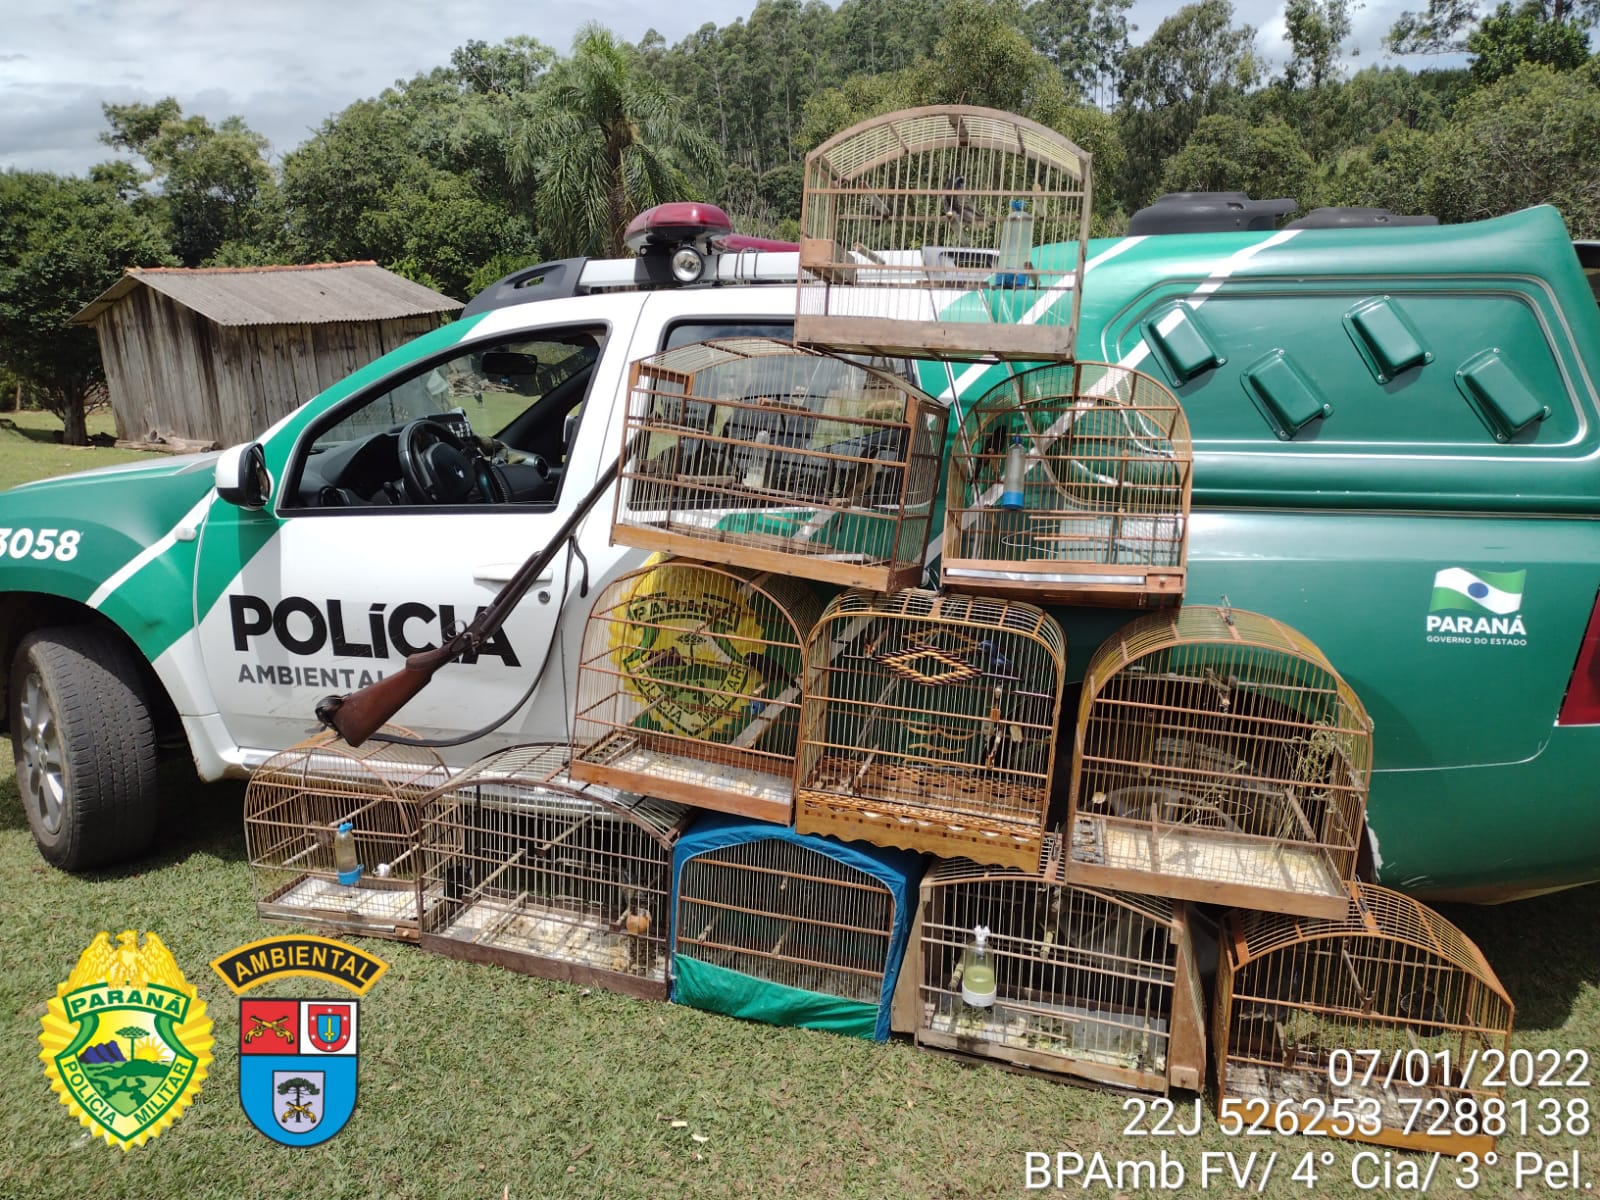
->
314;439;636;747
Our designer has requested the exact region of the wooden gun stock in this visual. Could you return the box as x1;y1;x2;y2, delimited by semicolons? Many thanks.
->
312;436;636;747
315;641;462;747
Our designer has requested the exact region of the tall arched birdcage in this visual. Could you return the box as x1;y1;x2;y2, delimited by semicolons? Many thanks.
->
244;727;448;940
670;814;923;1041
795;588;1067;869
943;361;1192;605
570;560;823;824
612;338;947;592
416;743;691;1000
1067;606;1372;918
913;834;1206;1094
1216;881;1515;1154
797;106;1092;361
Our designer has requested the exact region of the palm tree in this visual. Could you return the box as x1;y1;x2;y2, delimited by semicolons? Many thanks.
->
512;24;722;257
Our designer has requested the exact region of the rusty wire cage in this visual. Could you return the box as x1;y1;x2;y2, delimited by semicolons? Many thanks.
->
669;814;922;1041
913;834;1207;1093
796;105;1092;361
1216;881;1515;1154
612;338;947;592
569;560;823;824
416;743;691;1000
794;588;1067;869
943;361;1192;606
1067;606;1372;918
1068;604;1369;915
244;727;448;940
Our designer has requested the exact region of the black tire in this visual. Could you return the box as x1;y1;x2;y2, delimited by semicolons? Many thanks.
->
9;626;160;870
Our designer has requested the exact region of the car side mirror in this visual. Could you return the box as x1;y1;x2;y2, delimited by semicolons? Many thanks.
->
216;442;272;510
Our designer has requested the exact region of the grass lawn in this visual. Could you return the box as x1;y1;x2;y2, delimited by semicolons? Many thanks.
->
0;752;1595;1200
0;408;163;493
0;421;1594;1198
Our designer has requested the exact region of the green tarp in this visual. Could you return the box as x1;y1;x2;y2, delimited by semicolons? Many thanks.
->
672;954;880;1041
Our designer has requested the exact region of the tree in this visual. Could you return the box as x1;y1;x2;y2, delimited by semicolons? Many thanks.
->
1116;0;1261;209
916;0;1056;112
1161;114;1316;205
100;100;281;266
512;25;722;258
0;170;172;444
114;1024;147;1060
1467;2;1590;82
276;1075;321;1123
281;42;547;296
1388;0;1598;54
1025;0;1133;104
1424;61;1600;234
1282;0;1354;92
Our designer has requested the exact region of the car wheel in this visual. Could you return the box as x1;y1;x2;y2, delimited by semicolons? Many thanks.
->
10;626;160;870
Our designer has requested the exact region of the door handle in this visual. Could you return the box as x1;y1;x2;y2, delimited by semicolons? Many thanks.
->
473;564;553;586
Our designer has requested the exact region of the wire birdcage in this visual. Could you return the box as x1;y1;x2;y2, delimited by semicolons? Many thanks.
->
944;362;1192;605
1068;606;1372;918
670;814;922;1041
795;588;1067;869
797;105;1092;361
1216;881;1514;1154
416;743;691;1000
244;727;448;940
613;339;947;592
915;834;1206;1093
569;560;822;824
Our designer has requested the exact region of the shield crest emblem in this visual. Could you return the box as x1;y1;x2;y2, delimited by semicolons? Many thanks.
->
308;1004;352;1053
239;998;358;1146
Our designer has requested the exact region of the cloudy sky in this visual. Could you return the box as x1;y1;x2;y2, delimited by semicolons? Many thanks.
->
1;0;1420;177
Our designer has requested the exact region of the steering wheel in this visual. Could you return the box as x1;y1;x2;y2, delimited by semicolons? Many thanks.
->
397;417;494;505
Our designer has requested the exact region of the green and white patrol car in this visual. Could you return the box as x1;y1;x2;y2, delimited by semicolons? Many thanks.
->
5;200;1600;904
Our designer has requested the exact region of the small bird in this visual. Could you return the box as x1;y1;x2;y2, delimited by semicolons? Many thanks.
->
1398;987;1449;1038
942;174;985;227
851;193;893;221
1203;667;1234;713
829;444;882;507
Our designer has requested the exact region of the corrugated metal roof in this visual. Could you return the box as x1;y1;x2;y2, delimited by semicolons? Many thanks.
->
71;262;463;327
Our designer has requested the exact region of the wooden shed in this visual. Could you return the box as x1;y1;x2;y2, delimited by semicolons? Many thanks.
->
71;262;462;449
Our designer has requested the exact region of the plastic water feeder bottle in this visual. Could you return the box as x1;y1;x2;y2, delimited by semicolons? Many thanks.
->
993;199;1033;288
334;820;363;886
961;925;998;1008
1001;435;1027;510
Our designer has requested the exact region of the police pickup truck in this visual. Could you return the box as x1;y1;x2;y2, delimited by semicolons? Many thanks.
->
4;198;1599;904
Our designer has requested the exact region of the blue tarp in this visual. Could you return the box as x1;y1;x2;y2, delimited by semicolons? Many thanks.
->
670;813;924;1041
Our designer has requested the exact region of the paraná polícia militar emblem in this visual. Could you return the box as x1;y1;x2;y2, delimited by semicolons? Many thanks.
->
39;930;213;1150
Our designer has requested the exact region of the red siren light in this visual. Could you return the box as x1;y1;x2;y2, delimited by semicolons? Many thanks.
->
624;202;733;253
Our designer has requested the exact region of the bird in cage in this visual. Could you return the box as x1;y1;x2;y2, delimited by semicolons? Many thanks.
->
825;443;882;508
1397;986;1449;1038
612;869;655;975
847;192;894;222
1202;667;1235;713
942;175;986;229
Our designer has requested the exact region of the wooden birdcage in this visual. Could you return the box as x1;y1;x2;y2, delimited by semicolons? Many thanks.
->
914;834;1206;1093
797;105;1092;361
416;743;691;1000
1068;606;1372;918
612;338;946;592
570;560;823;824
1216;881;1515;1154
794;588;1067;869
244;727;448;940
670;814;922;1041
943;361;1192;605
